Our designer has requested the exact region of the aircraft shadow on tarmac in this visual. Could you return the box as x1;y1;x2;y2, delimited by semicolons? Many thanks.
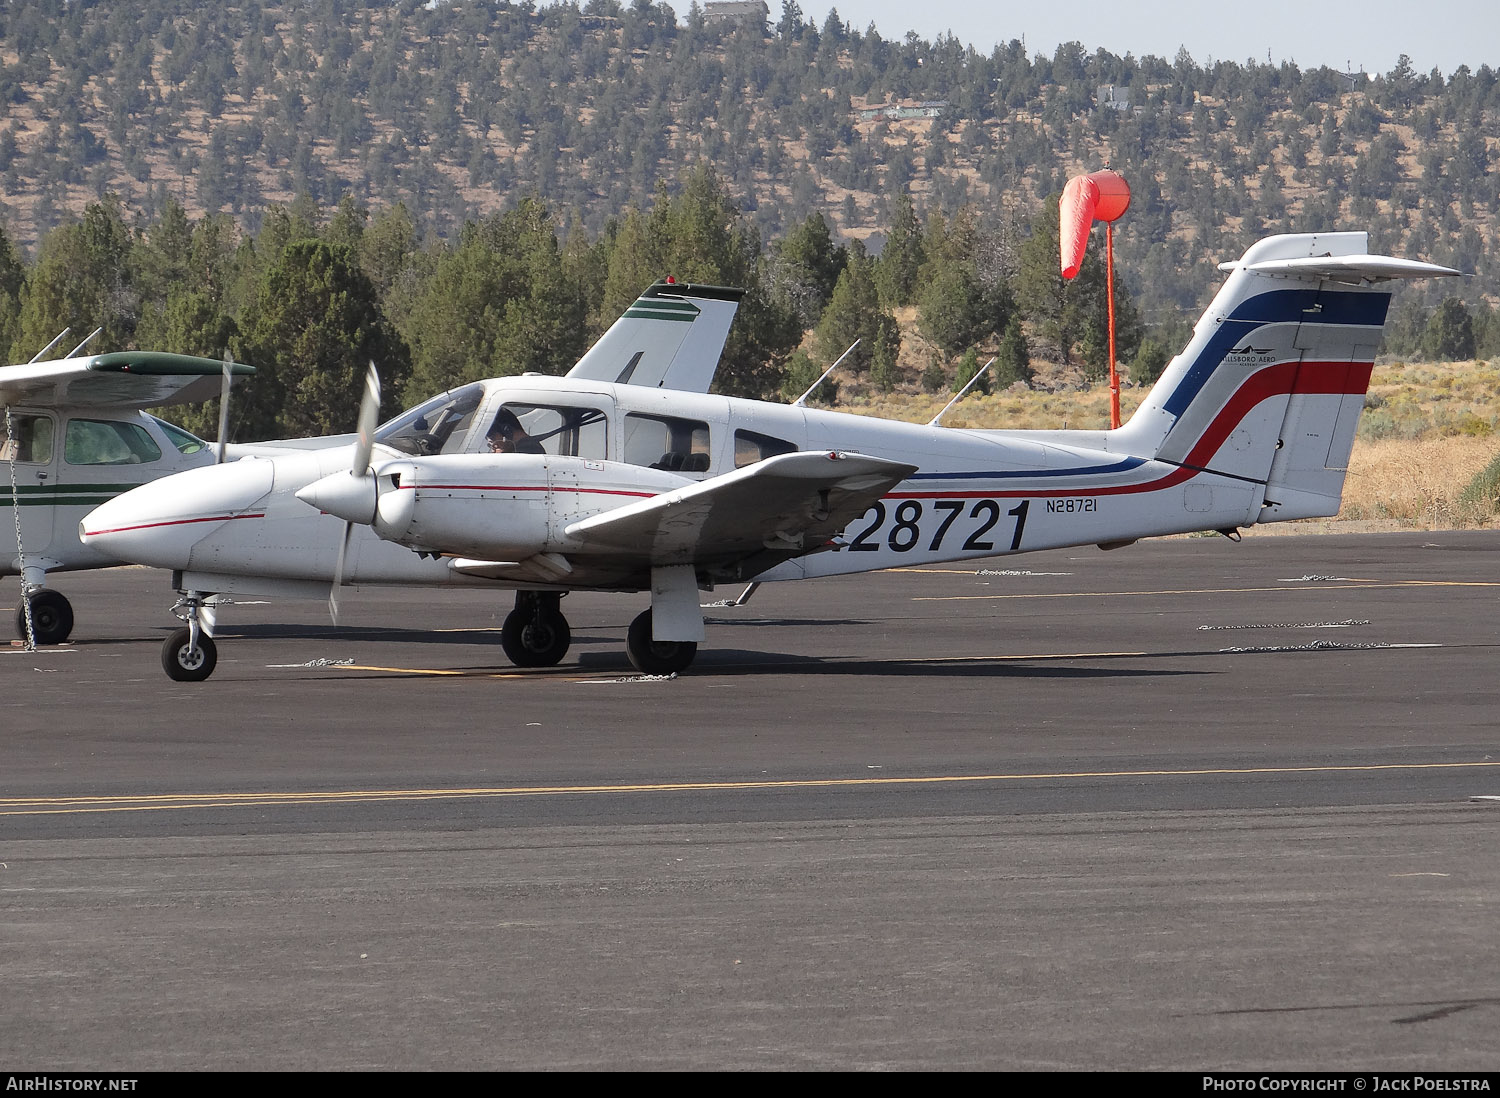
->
684;650;1215;679
268;648;1216;682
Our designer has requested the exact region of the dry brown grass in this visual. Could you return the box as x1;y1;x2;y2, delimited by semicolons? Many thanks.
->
1339;436;1500;528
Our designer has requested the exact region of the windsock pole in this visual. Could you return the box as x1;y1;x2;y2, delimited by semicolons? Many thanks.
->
1106;221;1118;428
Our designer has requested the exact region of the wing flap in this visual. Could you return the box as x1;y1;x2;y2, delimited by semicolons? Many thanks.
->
564;450;917;572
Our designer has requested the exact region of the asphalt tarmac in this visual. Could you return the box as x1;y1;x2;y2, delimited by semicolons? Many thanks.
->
3;531;1498;1070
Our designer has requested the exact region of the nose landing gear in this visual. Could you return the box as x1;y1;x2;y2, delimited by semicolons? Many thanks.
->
161;591;217;682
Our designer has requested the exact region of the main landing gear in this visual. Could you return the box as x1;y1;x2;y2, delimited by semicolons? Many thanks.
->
625;608;697;675
161;590;217;682
495;592;700;674
14;587;74;645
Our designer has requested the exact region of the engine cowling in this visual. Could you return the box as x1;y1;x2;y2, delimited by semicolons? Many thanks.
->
363;454;688;560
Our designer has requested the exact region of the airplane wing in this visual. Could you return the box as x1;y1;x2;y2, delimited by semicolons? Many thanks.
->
563;450;917;578
565;281;743;392
0;351;253;409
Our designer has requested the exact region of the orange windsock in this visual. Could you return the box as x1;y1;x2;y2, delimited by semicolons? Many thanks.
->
1059;170;1131;279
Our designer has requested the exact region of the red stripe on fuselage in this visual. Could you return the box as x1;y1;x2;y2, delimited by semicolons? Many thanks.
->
399;483;657;499
81;511;268;538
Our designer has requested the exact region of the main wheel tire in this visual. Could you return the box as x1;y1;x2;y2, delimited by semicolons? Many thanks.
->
161;626;218;682
16;588;74;645
625;609;697;675
500;608;571;668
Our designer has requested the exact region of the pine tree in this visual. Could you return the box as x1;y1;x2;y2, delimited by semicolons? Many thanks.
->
238;239;410;438
875;190;924;308
16;200;137;357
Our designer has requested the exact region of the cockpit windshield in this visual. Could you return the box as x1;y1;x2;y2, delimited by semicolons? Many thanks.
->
375;382;486;456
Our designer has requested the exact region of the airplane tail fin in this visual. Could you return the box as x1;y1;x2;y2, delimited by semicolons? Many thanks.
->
1114;233;1457;523
566;281;744;393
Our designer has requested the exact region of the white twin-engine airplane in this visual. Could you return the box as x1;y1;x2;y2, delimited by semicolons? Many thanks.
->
81;232;1456;681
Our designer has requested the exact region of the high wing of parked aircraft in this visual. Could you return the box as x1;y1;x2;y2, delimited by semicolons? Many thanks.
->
81;232;1458;681
6;279;742;648
2;348;253;644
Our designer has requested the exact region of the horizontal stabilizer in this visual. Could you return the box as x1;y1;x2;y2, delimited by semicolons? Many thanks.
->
1223;255;1460;283
566;450;917;572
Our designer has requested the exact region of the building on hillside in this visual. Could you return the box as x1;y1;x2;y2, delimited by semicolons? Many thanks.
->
1096;84;1131;112
702;1;769;30
856;101;948;122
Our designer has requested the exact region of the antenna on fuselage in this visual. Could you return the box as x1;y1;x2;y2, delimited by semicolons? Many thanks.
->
28;329;71;363
65;328;103;358
928;357;996;427
792;339;860;408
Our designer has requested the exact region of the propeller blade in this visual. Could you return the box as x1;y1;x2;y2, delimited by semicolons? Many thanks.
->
216;352;234;464
329;520;354;626
351;361;381;477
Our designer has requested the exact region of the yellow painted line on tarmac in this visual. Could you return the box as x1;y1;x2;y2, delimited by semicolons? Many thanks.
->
5;760;1499;818
322;660;615;678
323;664;465;675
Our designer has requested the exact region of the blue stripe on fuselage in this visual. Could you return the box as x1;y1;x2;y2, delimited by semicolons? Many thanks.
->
907;457;1147;481
1159;289;1388;419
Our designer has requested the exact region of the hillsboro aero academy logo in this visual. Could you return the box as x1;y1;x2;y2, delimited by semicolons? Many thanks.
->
1225;344;1277;365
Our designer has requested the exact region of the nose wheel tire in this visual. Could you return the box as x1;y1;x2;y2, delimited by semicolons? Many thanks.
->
15;588;74;645
500;607;571;667
625;609;697;675
162;626;218;682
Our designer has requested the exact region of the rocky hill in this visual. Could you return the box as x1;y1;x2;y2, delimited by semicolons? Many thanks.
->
2;0;1498;323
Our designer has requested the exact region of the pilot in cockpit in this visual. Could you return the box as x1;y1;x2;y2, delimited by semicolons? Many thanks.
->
486;408;545;455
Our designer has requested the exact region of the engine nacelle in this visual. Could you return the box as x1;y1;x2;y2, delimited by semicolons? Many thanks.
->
367;454;688;560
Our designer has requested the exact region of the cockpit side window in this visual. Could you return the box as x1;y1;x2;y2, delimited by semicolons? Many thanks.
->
490;403;608;459
1;413;54;464
376;382;486;456
64;419;164;465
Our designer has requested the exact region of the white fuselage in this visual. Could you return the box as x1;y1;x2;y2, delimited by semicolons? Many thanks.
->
80;374;1262;598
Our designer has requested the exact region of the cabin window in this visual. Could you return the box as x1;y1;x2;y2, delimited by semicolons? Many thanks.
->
64;419;163;466
623;413;711;472
491;403;608;460
733;429;797;468
1;413;54;464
